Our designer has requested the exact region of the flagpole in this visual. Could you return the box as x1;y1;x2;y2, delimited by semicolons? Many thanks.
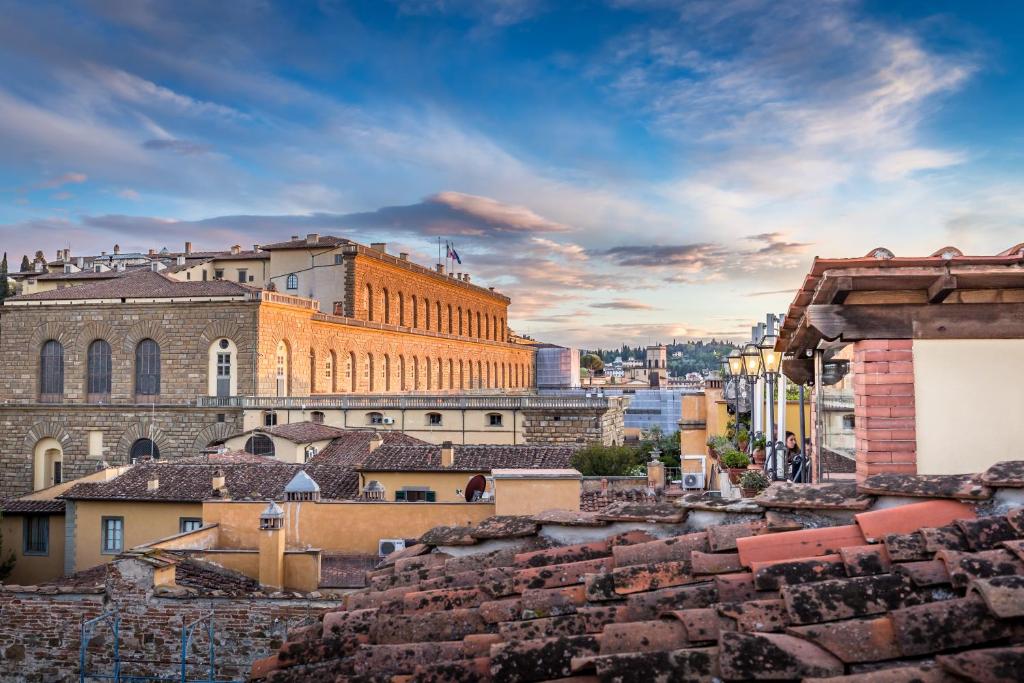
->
437;237;441;269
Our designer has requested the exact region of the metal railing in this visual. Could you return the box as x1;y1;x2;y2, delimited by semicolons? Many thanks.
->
197;394;620;410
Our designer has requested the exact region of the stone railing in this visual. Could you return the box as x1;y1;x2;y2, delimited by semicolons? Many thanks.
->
196;394;622;410
250;290;320;310
821;390;854;411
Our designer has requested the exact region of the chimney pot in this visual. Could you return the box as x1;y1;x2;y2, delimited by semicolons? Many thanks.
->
399;252;408;260
369;433;384;452
436;264;445;275
291;235;299;241
253;244;261;252
76;257;85;269
185;241;193;255
113;244;120;255
147;476;159;491
441;441;455;467
231;244;241;254
306;233;319;246
463;274;471;283
212;468;226;491
370;242;387;253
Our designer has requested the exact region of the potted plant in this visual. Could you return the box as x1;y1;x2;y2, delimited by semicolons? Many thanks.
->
739;469;770;498
751;435;767;467
706;435;728;460
719;448;751;485
736;428;750;453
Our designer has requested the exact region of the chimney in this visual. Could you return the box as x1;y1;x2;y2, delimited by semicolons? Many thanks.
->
231;244;241;254
291;235;299;240
113;244;121;255
258;501;286;590
369;433;384;453
101;251;107;257
370;242;387;253
305;233;319;246
212;468;226;491
253;244;261;252
116;262;126;272
147;475;159;491
399;252;408;261
33;261;43;273
185;241;193;255
463;274;471;283
76;257;85;269
441;441;455;468
436;264;445;275
64;248;70;261
176;255;186;266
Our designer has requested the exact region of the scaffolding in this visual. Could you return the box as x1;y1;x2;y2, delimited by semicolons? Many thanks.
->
79;610;243;683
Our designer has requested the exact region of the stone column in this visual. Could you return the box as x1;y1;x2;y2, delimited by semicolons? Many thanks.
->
853;339;917;481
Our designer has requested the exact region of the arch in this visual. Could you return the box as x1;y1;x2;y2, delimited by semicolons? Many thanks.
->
436;301;442;332
122;319;170;353
458;306;464;335
501;363;506;387
459;359;465;389
311;410;325;424
365;283;374;321
399;355;407;391
30;322;77;360
198;319;252;354
447;304;453;334
191;422;237;454
275;340;291;396
116;422;170;464
348;351;356;392
467;359;473;388
448;359;454;389
412;295;419;328
476;311;482;338
398;292;406;326
130;438;160;462
32;437;63;491
413;356;420;390
40;339;65;401
383;287;391;324
245;434;275;457
367;353;375;392
328;350;338;392
383;354;392;392
286;273;298;290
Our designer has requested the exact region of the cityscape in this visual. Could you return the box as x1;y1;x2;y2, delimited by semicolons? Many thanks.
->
1;2;1024;682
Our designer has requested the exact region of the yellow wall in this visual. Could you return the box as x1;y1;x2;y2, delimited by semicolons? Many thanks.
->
188;550;260;578
360;471;486;503
284;551;320;592
1;515;65;585
202;500;496;555
913;339;1024;474
73;501;203;571
493;477;580;516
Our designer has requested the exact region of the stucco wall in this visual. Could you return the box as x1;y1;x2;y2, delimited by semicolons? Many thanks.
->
1;514;65;585
202;500;496;554
72;500;203;571
493;477;580;516
913;338;1024;474
360;471;488;503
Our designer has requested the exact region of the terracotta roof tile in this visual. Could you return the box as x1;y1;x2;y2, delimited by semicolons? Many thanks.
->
530;509;607;526
489;634;600;681
839;544;892;576
736;524;866;566
8;269;254;302
858;473;992;500
893;559;952;587
611;531;708;567
969;574;1024;618
358;443;578;472
919;523;970;552
754;481;874;510
854;499;976;541
789;615;901;664
718;599;790;633
890;595;1013;657
707;521;768;551
595;500;686;523
719;631;844;680
470;515;539;540
980;460;1024;488
883;531;930;561
666;608;724;643
597;619;689;654
259;235;350;250
1;498;65;514
515;540;612;569
621;583;718;621
610;560;702;595
937;548;1024;589
936;645;1024;683
691;550;743;575
751;554;847;591
955;515;1018;550
782;573;922;625
512;557;614;592
588;646;719;681
804;663;959;683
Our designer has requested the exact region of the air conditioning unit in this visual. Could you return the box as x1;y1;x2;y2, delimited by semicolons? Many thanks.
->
378;538;406;557
381;417;396;425
682;472;705;490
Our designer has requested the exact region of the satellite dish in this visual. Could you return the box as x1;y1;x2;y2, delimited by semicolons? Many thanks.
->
464;474;487;502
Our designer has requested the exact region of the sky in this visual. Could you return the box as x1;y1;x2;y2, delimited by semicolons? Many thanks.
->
2;1;1024;349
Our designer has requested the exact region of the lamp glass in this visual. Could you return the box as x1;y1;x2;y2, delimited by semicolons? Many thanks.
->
760;346;782;374
741;342;762;378
727;350;744;377
720;357;732;377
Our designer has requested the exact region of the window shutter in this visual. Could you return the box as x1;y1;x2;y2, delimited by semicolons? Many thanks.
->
395;491;406;502
426;491;436;502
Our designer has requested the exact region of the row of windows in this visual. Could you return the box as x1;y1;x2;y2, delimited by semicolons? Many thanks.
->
40;338;161;400
364;283;506;342
24;515;200;556
365;411;503;427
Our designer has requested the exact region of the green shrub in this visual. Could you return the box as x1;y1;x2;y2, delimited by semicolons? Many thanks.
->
739;469;769;492
719;449;750;469
751;434;767;449
570;444;647;476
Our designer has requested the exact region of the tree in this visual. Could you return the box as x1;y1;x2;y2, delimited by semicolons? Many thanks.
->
570;443;646;476
0;252;9;302
580;353;604;374
19;254;30;272
638;426;681;467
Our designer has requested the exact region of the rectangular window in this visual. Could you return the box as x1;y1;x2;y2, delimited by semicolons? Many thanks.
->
23;516;49;555
428;413;442;426
202;271;208;281
397;489;436;502
488;413;503;427
179;518;203;533
52;461;62;485
334;254;343;265
88;430;104;457
101;517;124;554
237;269;247;283
214;269;224;279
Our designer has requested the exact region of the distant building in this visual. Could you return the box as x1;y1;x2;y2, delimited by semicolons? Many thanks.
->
645;344;668;387
535;344;580;389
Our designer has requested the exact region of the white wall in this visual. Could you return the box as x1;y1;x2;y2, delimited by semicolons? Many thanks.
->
913;339;1024;474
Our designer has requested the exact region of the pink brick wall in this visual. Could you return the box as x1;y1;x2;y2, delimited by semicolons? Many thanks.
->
852;340;917;481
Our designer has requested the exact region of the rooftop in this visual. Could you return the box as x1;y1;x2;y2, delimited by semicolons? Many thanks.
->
251;461;1024;682
355;443;579;473
6;269;257;304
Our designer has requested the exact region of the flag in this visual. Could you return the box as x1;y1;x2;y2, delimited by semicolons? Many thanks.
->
447;241;462;265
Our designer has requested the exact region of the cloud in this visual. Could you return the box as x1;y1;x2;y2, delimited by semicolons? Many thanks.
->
37;172;88;190
86;64;246;120
603;243;726;269
589;299;657;310
873;148;966;181
143;139;212;155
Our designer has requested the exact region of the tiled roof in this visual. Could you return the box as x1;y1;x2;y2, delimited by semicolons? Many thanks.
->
32;269;126;281
7;269;256;302
260;236;351;250
252;462;1024;682
264;422;351;443
356;444;578;472
0;498;65;514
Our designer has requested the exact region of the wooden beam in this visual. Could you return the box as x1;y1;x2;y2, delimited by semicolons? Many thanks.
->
781;357;814;385
813;275;853;305
805;303;1024;341
927;274;957;304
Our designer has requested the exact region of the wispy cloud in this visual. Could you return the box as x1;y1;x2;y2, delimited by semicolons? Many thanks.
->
590;299;658;310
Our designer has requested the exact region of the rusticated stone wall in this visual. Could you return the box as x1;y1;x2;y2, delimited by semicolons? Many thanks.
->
521;400;626;447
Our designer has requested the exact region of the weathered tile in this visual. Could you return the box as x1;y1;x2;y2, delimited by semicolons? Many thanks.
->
412;655;492;683
893;559;951;587
590;647;719;683
515;540;611;568
596;500;686;523
754;481;874;510
611;532;708;567
531;509;609;526
713;573;758;603
750;554;847;591
378;543;433;568
969;575;1024;618
855;500;976;541
788;615;901;664
840;544;891;576
707;521;768;551
471;515;539;540
804;664;959;683
858;473;991;500
737;525;865;566
611;560;698;595
717;599;790;633
937;548;1024;589
920;524;969;552
691;550;743;575
882;532;930;562
512;557;615;592
890;595;1013;657
955;515;1018;550
782;574;922;625
402;587;487;613
719;632;844;680
352;641;466;675
489;634;600;682
937;646;1024;683
621;583;717;621
369;608;491;644
597;619;689;655
980;460;1024;487
666;608;723;643
420;525;478;546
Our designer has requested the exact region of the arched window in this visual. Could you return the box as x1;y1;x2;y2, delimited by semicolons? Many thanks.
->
130;438;160;462
399;355;406;391
32;437;63;491
459;359;465;389
40;340;64;401
448;359;454;389
367;412;384;425
286;273;298;290
383;288;391;324
485;362;491;388
485;315;490;340
366;353;375;392
413;357;420;390
447;304;453;334
458;306;463;335
500;318;505;340
311;411;325;424
475;360;482;388
467;360;473;388
424;298;431;330
436;301;442;332
245;434;275;457
398;292;406;326
383;354;391;392
87;339;111;400
412;295;419;328
425;356;432;388
349;351;356;392
135;339;160;397
210;338;236;398
365;283;374;321
309;348;317;394
327;351;336;392
476;312;481;338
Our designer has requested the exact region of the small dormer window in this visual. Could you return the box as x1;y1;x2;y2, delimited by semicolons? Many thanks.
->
427;412;442;426
368;412;384;425
304;445;318;461
487;413;503;427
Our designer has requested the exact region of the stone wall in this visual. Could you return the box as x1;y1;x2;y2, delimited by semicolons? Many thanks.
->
256;303;535;396
0;406;243;497
521;401;626;446
0;559;339;683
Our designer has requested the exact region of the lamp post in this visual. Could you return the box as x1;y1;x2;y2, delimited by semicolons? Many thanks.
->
740;342;763;455
726;350;744;446
759;333;782;479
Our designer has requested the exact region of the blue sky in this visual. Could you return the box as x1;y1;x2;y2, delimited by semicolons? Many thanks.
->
2;1;1024;348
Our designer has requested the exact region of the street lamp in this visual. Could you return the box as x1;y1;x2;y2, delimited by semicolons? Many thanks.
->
759;333;783;480
739;343;763;454
727;349;744;378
